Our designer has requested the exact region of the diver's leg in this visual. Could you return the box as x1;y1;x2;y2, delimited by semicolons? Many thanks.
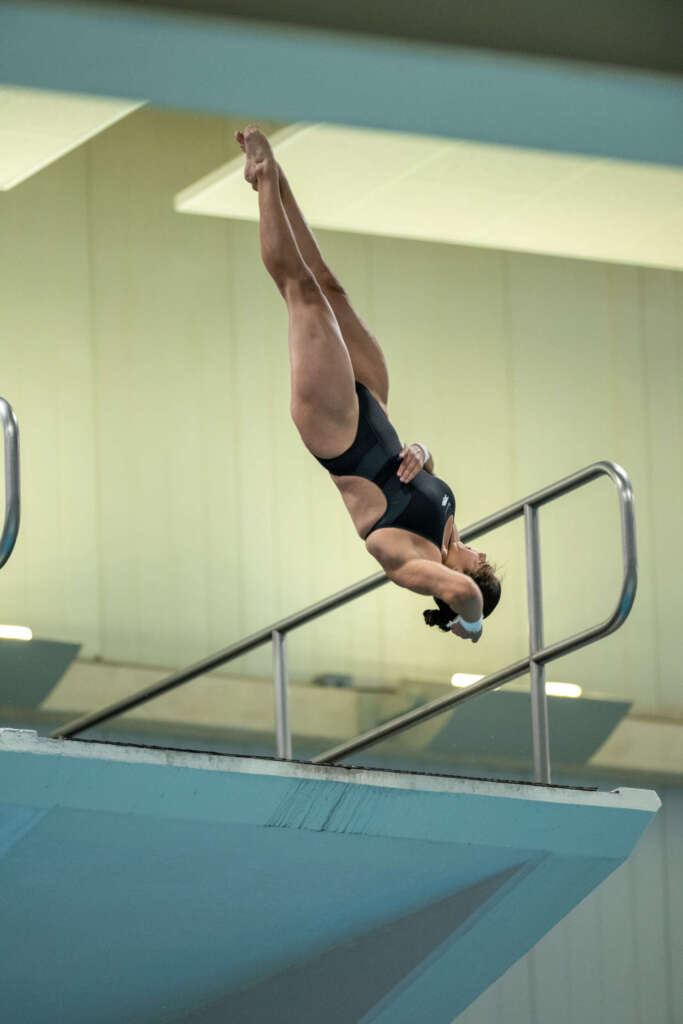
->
277;164;390;409
239;126;358;457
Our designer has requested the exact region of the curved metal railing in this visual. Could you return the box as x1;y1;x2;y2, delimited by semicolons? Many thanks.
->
0;398;20;571
51;460;637;784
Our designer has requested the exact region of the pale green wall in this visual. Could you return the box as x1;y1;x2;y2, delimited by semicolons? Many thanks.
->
0;107;681;716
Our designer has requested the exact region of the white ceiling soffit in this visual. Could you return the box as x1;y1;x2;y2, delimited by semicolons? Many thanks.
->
0;86;143;190
175;124;683;271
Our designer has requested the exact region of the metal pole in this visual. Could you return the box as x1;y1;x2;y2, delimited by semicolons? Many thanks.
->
272;630;292;760
0;398;20;571
524;503;551;784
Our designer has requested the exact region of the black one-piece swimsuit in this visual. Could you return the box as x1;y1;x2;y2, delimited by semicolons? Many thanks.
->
313;381;456;549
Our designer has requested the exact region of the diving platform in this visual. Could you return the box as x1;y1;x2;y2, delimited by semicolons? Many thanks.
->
0;729;659;1023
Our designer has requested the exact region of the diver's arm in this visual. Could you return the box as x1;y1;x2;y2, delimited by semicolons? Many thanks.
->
387;559;483;641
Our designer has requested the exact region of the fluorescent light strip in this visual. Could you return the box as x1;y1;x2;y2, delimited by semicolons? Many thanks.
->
0;625;33;641
451;674;484;688
450;673;582;698
545;682;583;698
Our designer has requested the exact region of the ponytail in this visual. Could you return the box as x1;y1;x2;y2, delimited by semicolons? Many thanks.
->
422;596;456;631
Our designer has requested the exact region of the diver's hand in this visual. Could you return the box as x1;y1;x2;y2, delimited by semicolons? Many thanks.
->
450;620;483;643
397;444;425;483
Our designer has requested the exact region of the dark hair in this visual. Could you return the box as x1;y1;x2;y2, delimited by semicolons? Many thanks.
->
422;564;502;631
423;596;458;631
464;562;502;619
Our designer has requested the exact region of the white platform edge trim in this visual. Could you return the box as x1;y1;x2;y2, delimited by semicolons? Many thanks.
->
0;729;661;813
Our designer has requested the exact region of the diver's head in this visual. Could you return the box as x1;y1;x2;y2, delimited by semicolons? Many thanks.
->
422;556;502;631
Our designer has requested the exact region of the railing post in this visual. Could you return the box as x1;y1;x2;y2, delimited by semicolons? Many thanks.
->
524;503;551;784
272;630;292;760
0;398;20;572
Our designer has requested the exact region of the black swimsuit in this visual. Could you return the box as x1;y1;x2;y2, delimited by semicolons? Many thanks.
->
313;381;456;549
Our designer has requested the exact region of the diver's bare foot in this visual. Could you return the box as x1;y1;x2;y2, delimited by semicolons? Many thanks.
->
235;125;274;191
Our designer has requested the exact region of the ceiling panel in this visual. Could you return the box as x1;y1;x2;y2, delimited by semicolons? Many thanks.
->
0;86;143;190
175;124;683;270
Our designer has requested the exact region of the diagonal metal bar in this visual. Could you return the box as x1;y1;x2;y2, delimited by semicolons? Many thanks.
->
50;571;387;738
311;657;531;765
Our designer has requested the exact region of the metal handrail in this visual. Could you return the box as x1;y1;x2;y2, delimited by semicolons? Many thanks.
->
51;460;637;784
314;460;637;778
0;398;20;571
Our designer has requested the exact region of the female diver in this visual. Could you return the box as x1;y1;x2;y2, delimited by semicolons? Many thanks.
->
236;126;501;642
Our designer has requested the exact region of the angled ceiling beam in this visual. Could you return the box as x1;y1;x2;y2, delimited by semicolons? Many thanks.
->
31;0;683;75
1;1;681;166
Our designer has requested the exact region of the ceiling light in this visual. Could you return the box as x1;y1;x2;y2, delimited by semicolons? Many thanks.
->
451;673;484;688
545;682;582;698
449;675;582;698
0;625;32;641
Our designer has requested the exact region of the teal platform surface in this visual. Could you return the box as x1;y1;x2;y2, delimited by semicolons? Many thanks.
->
0;729;659;1024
